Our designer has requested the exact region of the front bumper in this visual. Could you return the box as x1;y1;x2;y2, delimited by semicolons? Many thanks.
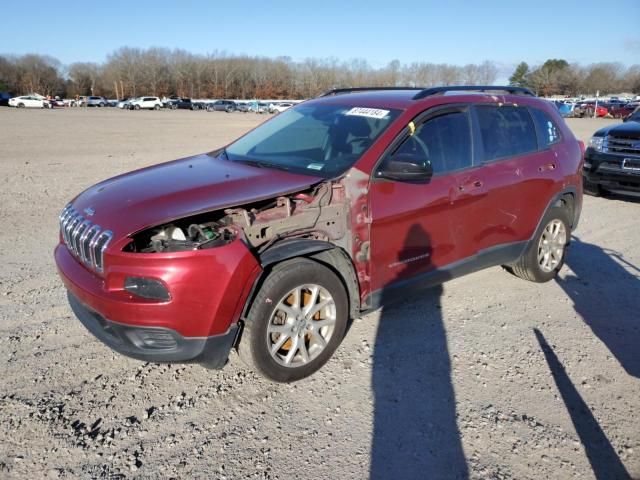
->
584;150;640;195
68;292;238;367
55;236;261;365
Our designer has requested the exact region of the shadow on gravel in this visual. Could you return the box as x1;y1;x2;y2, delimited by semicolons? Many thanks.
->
370;225;468;480
558;236;640;378
534;329;630;480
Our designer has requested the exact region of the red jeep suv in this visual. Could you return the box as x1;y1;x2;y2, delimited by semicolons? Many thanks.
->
55;86;583;382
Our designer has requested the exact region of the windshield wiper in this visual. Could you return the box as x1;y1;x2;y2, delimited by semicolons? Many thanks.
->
233;158;292;172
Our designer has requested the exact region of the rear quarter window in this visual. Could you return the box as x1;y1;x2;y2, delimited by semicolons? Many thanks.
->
475;105;538;161
529;108;561;148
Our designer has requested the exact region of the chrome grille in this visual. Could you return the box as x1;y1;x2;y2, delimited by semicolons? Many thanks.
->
59;205;112;272
604;136;640;157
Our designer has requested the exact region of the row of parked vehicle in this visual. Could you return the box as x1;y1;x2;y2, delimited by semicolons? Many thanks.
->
114;96;296;113
1;92;298;114
551;98;640;119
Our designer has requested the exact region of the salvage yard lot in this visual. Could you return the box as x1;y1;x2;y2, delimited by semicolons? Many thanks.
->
0;108;638;479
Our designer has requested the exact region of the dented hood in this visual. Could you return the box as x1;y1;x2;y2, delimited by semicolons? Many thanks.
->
70;153;323;238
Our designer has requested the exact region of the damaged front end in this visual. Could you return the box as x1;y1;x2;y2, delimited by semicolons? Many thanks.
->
125;181;350;255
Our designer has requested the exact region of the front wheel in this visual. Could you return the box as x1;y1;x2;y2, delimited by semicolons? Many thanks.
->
154;104;160;110
134;104;140;110
508;206;571;283
238;258;349;382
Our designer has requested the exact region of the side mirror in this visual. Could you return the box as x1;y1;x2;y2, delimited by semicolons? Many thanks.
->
377;153;433;182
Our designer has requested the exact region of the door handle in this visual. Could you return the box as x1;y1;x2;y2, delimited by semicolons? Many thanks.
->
538;163;556;172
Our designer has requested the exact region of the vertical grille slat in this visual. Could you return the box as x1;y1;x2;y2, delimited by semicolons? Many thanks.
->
59;205;112;273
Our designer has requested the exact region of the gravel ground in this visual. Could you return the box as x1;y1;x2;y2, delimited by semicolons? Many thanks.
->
0;108;638;480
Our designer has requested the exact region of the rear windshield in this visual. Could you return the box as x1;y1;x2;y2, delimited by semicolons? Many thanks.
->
225;103;401;177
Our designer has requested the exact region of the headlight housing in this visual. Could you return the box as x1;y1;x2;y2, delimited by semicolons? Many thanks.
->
588;136;604;152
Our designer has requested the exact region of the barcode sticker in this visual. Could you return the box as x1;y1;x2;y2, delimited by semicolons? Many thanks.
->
345;107;390;119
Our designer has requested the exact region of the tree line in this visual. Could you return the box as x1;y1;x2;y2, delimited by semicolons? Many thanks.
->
0;47;638;99
509;59;640;97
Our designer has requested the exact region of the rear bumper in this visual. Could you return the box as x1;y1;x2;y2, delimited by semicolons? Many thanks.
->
584;150;640;194
68;292;238;368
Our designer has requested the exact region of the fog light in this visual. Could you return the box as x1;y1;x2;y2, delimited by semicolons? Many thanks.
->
124;277;170;301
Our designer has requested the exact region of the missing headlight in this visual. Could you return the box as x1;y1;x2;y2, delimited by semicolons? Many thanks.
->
125;215;236;253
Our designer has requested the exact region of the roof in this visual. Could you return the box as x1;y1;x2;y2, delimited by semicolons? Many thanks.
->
307;86;536;110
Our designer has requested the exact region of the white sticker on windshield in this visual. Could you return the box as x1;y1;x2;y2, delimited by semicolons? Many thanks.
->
345;107;390;119
307;163;324;171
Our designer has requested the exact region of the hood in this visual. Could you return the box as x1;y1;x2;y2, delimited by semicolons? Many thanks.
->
70;153;323;239
595;121;640;139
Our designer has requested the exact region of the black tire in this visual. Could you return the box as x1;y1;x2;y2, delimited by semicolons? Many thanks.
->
509;205;571;283
154;104;160;110
583;175;602;197
238;258;349;382
134;104;140;110
17;103;25;108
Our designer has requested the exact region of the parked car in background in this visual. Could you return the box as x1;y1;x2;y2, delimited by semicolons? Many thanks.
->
207;100;237;112
248;101;270;114
556;102;577;118
117;98;133;109
575;102;608;118
270;102;294;114
129;96;163;110
85;96;108;107
584;109;640;196
235;102;250;113
166;97;197;110
46;97;65;108
605;103;636;119
55;85;583;382
0;92;12;106
8;95;47;108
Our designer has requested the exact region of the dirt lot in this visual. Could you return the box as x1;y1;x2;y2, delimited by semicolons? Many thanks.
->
0;108;638;480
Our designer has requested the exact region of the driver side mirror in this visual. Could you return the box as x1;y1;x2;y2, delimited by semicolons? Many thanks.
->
377;153;433;182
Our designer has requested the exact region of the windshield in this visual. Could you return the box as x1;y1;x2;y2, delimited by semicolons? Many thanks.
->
225;103;401;177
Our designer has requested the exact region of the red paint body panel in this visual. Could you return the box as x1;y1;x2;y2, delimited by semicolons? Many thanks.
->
70;153;323;239
55;238;261;337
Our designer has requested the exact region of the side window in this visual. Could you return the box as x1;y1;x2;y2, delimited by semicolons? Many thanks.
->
394;110;472;175
475;105;538;161
529;108;561;148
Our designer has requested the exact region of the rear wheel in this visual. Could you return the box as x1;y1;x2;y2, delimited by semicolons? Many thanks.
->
17;103;25;108
134;104;140;110
508;205;571;283
238;258;348;382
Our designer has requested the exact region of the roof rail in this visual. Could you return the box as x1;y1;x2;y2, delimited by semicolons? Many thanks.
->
317;87;424;98
412;85;535;100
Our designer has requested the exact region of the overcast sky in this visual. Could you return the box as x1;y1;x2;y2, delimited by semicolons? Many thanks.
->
3;0;639;78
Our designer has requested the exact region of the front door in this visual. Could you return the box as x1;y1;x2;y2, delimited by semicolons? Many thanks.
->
368;107;481;294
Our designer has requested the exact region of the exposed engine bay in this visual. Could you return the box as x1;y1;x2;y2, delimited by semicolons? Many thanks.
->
125;181;349;254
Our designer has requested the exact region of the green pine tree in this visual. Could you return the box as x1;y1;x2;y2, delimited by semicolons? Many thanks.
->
509;62;530;87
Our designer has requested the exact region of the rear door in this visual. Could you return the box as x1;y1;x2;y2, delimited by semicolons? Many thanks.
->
471;104;557;249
